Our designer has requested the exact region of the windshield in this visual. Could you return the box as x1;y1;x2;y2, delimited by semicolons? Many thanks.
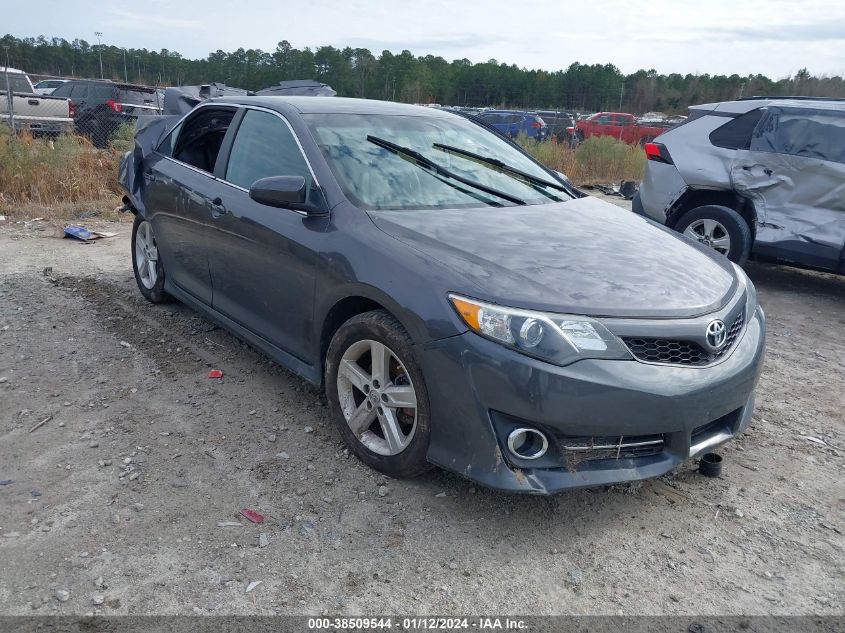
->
304;113;570;211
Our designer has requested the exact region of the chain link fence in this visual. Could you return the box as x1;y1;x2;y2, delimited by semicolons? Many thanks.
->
3;70;164;149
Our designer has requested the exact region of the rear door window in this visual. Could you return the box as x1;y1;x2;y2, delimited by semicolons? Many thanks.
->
50;83;73;98
709;108;764;150
224;109;312;190
170;108;236;173
750;107;845;164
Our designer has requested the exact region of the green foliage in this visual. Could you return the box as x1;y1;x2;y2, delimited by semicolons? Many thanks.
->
4;34;844;113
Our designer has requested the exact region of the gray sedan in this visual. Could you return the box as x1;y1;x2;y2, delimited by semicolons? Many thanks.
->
119;97;765;494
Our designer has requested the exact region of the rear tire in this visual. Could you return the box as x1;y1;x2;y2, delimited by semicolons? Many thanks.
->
325;310;432;478
674;205;752;265
131;215;171;304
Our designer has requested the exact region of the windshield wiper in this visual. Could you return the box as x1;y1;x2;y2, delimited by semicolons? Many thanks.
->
432;143;571;195
366;135;525;206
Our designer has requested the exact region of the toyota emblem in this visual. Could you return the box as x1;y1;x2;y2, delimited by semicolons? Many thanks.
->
705;319;727;350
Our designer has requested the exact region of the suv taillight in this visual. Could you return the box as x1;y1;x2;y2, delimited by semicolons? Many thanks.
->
105;99;122;113
68;101;75;118
644;142;673;164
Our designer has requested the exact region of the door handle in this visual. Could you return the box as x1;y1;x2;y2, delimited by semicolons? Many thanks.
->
209;197;228;216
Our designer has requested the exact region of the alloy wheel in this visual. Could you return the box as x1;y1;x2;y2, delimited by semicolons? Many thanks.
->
683;218;731;255
336;339;418;456
134;220;159;290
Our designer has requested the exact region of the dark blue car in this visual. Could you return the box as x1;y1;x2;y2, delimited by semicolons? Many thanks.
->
478;109;549;141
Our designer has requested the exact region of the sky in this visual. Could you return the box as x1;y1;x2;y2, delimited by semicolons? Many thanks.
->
4;0;844;78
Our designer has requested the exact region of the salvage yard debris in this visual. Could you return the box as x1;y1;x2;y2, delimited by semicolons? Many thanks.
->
240;508;265;524
63;225;118;242
208;369;224;379
29;416;52;433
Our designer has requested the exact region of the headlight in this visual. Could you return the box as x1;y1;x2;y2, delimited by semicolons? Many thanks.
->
745;278;757;320
449;294;631;366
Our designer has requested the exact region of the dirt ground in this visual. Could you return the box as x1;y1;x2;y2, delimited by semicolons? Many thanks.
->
0;208;843;616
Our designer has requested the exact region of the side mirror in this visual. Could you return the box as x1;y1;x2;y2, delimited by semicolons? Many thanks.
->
249;175;306;208
249;175;329;216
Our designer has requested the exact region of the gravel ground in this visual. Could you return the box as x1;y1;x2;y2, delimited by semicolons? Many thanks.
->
0;211;843;616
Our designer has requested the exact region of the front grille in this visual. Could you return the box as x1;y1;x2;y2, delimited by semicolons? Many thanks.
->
622;311;745;366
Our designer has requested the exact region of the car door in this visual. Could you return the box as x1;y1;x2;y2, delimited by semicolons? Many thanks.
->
595;113;615;138
614;114;634;142
207;107;325;361
730;106;845;270
144;106;238;305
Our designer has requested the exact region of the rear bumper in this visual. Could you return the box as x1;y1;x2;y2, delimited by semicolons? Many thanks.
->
639;160;688;224
3;116;73;136
420;307;765;494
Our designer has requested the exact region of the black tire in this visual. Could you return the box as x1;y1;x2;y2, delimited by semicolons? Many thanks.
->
674;205;752;265
131;215;171;304
325;310;432;478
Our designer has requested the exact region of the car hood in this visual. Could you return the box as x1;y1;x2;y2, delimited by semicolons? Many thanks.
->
370;196;738;318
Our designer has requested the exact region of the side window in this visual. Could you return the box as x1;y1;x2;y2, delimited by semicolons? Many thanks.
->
225;110;312;190
67;83;89;100
751;107;845;164
50;83;73;98
598;114;613;125
171;108;236;173
156;121;183;157
709;109;764;150
615;115;633;126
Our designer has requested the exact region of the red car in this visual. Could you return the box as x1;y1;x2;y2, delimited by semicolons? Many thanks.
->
570;112;673;145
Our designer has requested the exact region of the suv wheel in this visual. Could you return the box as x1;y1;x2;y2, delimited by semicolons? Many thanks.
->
325;310;432;478
674;205;752;265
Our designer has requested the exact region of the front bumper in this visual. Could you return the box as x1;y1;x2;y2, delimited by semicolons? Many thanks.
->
420;307;765;494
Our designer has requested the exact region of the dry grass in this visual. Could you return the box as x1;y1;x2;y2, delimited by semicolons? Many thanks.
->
0;126;644;224
520;135;646;185
0;128;125;221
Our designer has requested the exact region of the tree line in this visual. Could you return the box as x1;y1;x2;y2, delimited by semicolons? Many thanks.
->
4;34;844;114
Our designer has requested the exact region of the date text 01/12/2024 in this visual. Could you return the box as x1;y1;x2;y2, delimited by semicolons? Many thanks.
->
307;617;528;630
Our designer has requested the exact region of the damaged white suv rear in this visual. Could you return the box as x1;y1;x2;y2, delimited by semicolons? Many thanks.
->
633;97;845;275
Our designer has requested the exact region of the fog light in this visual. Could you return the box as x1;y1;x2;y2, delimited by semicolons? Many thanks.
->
507;427;549;460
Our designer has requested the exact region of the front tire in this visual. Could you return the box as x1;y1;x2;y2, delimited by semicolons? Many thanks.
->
325;310;432;478
674;205;752;265
131;215;171;304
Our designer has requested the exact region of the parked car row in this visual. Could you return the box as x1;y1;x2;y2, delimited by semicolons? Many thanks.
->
50;79;164;147
571;111;678;145
2;69;164;146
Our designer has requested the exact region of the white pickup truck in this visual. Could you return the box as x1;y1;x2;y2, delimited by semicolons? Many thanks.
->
1;67;74;137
